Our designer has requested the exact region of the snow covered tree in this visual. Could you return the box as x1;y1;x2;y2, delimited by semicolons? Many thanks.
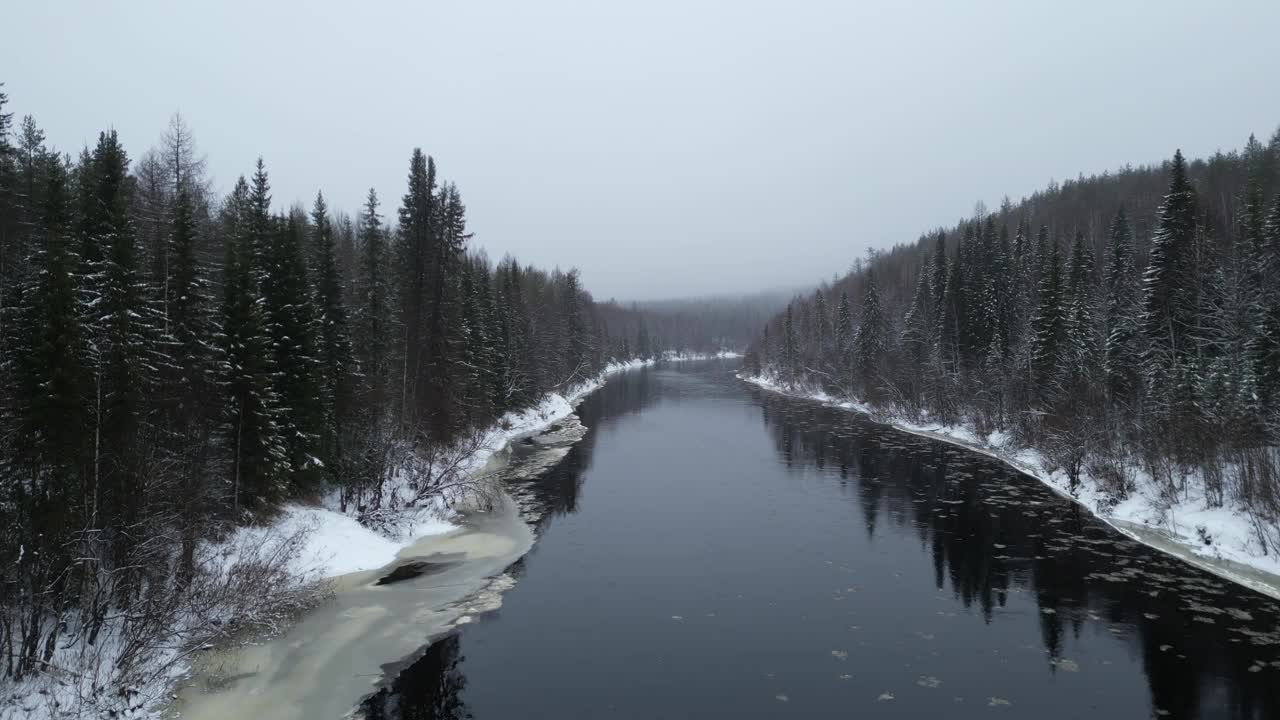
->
1029;234;1067;400
355;189;392;403
1103;207;1141;406
1141;150;1199;372
263;211;324;492
311;192;355;485
218;176;287;512
834;288;853;360
855;271;889;398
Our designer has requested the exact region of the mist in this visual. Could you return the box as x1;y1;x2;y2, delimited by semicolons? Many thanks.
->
3;0;1279;300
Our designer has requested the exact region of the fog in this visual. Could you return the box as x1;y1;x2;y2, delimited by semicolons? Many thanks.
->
3;0;1279;300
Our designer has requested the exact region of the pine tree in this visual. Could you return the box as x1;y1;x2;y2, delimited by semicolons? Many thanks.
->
1255;198;1280;402
1064;230;1098;376
834;289;853;360
311;191;355;484
855;271;888;396
1141;150;1199;371
560;268;589;381
812;289;829;361
3;157;91;658
166;186;220;583
356;189;391;408
1030;234;1067;400
396;149;436;431
218;176;286;512
782;304;797;378
1103;207;1141;405
929;231;947;314
78;130;156;587
263;211;324;491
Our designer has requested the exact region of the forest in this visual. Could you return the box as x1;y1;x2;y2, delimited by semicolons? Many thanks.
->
0;85;719;685
748;130;1280;561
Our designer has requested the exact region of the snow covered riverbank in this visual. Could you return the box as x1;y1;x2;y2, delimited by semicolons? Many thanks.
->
223;355;691;581
5;355;742;720
740;371;1280;601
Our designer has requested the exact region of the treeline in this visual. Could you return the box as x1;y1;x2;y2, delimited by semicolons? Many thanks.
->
630;289;793;351
0;87;663;680
748;130;1280;550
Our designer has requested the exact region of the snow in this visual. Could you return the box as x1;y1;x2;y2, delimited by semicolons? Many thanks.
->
0;352;726;720
288;352;717;578
741;370;1280;600
218;506;404;578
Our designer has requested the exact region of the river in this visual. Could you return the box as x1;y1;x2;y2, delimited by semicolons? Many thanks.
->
180;360;1280;719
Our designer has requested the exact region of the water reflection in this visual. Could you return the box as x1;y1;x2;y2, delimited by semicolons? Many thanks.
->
753;389;1280;718
362;363;1280;720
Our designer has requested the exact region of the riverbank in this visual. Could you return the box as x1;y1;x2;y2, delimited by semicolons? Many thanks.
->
2;355;741;720
262;351;741;580
740;371;1280;601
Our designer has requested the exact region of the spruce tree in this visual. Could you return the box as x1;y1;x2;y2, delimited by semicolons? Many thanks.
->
855;271;888;396
1141;150;1199;370
356;189;391;407
1255;198;1280;402
1064;230;1098;375
1103;207;1141;405
311;191;355;485
1030;234;1067;399
264;212;324;491
218;177;286;512
78;130;156;585
834;289;853;359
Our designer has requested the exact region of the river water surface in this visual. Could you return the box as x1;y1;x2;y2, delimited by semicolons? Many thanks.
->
191;360;1280;719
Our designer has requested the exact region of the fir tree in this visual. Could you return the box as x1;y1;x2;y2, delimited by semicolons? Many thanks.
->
1030;234;1067;399
218;176;286;512
834;289;853;359
1064;230;1098;375
311;191;355;484
855;271;888;396
263;212;324;491
356;189;392;408
1141;150;1199;371
1103;207;1141;405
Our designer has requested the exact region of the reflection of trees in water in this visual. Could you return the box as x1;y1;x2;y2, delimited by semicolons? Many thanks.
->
358;368;664;720
515;366;663;530
755;391;1280;719
359;634;472;720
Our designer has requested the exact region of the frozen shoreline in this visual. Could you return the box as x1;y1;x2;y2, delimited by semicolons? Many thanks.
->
3;354;743;720
235;353;745;581
740;371;1280;601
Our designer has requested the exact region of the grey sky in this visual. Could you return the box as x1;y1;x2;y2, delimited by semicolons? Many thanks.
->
4;1;1279;300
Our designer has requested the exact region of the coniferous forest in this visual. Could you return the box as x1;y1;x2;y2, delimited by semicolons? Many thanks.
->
748;131;1280;557
0;87;694;682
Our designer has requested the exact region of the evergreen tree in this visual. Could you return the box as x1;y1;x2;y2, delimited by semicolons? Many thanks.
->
396;149;436;432
311;191;355;484
263;212;324;491
1064;230;1098;376
1141;150;1199;372
1030;235;1067;399
782;304;797;377
1103;207;1141;405
834;289;853;359
1255;198;1280;402
218;177;286;512
356;189;392;408
78;130;156;588
854;271;888;396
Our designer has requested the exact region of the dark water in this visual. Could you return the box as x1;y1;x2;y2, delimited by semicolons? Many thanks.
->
362;360;1280;720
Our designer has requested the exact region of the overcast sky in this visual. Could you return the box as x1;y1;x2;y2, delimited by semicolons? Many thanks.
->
4;1;1280;300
